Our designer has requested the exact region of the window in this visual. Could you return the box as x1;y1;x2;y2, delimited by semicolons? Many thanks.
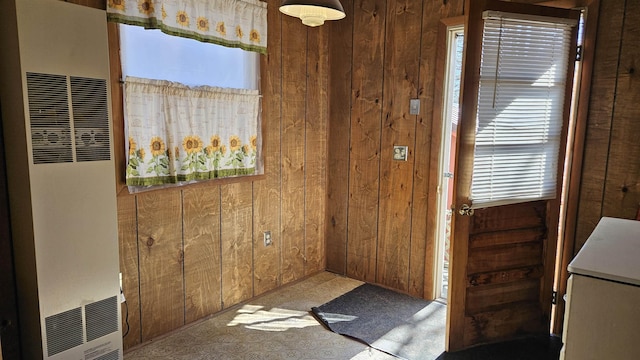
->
470;12;577;208
119;24;259;89
107;0;267;192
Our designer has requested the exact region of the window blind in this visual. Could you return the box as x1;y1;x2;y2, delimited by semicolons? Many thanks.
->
470;12;577;208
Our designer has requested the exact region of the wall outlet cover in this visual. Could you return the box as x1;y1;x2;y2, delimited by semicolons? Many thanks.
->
393;146;408;161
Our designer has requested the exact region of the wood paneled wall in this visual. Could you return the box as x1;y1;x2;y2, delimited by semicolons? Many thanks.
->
111;0;329;349
60;0;640;351
573;0;640;253
326;0;464;298
326;0;640;298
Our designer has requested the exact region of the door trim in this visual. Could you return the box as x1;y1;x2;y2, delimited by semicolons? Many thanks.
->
429;15;465;300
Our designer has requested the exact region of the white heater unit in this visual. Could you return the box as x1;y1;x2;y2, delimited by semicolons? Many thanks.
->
0;0;122;359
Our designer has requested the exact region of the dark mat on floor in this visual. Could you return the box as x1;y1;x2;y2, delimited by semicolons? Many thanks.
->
311;283;446;360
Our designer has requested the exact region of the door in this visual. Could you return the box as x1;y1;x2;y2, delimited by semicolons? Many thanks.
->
446;0;580;351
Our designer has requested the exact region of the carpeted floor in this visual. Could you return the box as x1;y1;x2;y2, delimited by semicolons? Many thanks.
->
124;272;395;360
312;283;446;360
124;272;562;360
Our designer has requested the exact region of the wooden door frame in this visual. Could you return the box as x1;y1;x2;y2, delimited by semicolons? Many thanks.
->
431;2;599;343
446;0;583;351
428;15;465;300
545;0;599;335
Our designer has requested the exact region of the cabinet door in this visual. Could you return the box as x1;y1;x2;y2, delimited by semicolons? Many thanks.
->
562;275;640;359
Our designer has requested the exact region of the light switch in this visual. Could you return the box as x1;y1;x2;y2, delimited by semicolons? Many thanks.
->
410;99;420;115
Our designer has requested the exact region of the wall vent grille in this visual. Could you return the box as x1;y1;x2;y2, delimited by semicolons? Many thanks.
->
71;76;111;162
45;307;83;356
26;72;73;164
85;296;119;342
26;72;111;164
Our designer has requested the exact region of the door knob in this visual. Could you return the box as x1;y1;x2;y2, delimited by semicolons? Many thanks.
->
458;204;474;216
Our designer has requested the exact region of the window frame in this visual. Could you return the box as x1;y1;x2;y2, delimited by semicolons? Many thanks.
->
108;23;265;195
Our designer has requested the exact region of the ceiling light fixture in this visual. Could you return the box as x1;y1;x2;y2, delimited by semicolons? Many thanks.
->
279;0;346;27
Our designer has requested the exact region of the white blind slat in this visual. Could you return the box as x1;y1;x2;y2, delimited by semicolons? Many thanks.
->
470;15;575;209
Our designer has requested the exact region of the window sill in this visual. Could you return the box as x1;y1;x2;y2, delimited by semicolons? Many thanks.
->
116;173;266;197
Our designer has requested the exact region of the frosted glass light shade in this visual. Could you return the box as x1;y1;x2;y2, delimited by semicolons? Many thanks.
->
279;0;346;27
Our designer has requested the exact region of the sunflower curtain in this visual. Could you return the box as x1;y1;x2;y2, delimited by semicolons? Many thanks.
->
107;0;267;54
124;77;260;191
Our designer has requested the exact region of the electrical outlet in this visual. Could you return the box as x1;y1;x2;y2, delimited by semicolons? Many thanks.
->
263;231;272;247
119;272;126;303
393;145;408;161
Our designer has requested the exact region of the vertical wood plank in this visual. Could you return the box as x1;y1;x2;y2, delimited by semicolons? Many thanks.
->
280;15;307;284
376;0;422;291
137;190;184;341
346;0;387;283
305;25;328;275
253;0;283;296
221;182;253;308
117;195;141;350
575;0;625;251
601;0;640;220
183;187;221;323
325;0;354;274
412;0;439;299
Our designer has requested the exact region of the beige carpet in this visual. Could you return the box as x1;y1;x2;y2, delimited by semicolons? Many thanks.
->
124;272;399;360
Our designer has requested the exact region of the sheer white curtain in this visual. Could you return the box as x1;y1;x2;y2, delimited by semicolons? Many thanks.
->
124;77;261;191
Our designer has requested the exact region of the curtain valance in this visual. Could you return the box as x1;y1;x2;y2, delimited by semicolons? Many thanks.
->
107;0;267;54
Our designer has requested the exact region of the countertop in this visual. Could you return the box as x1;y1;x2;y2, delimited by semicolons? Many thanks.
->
568;217;640;286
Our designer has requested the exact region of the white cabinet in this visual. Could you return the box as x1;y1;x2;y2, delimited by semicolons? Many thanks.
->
561;217;640;360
